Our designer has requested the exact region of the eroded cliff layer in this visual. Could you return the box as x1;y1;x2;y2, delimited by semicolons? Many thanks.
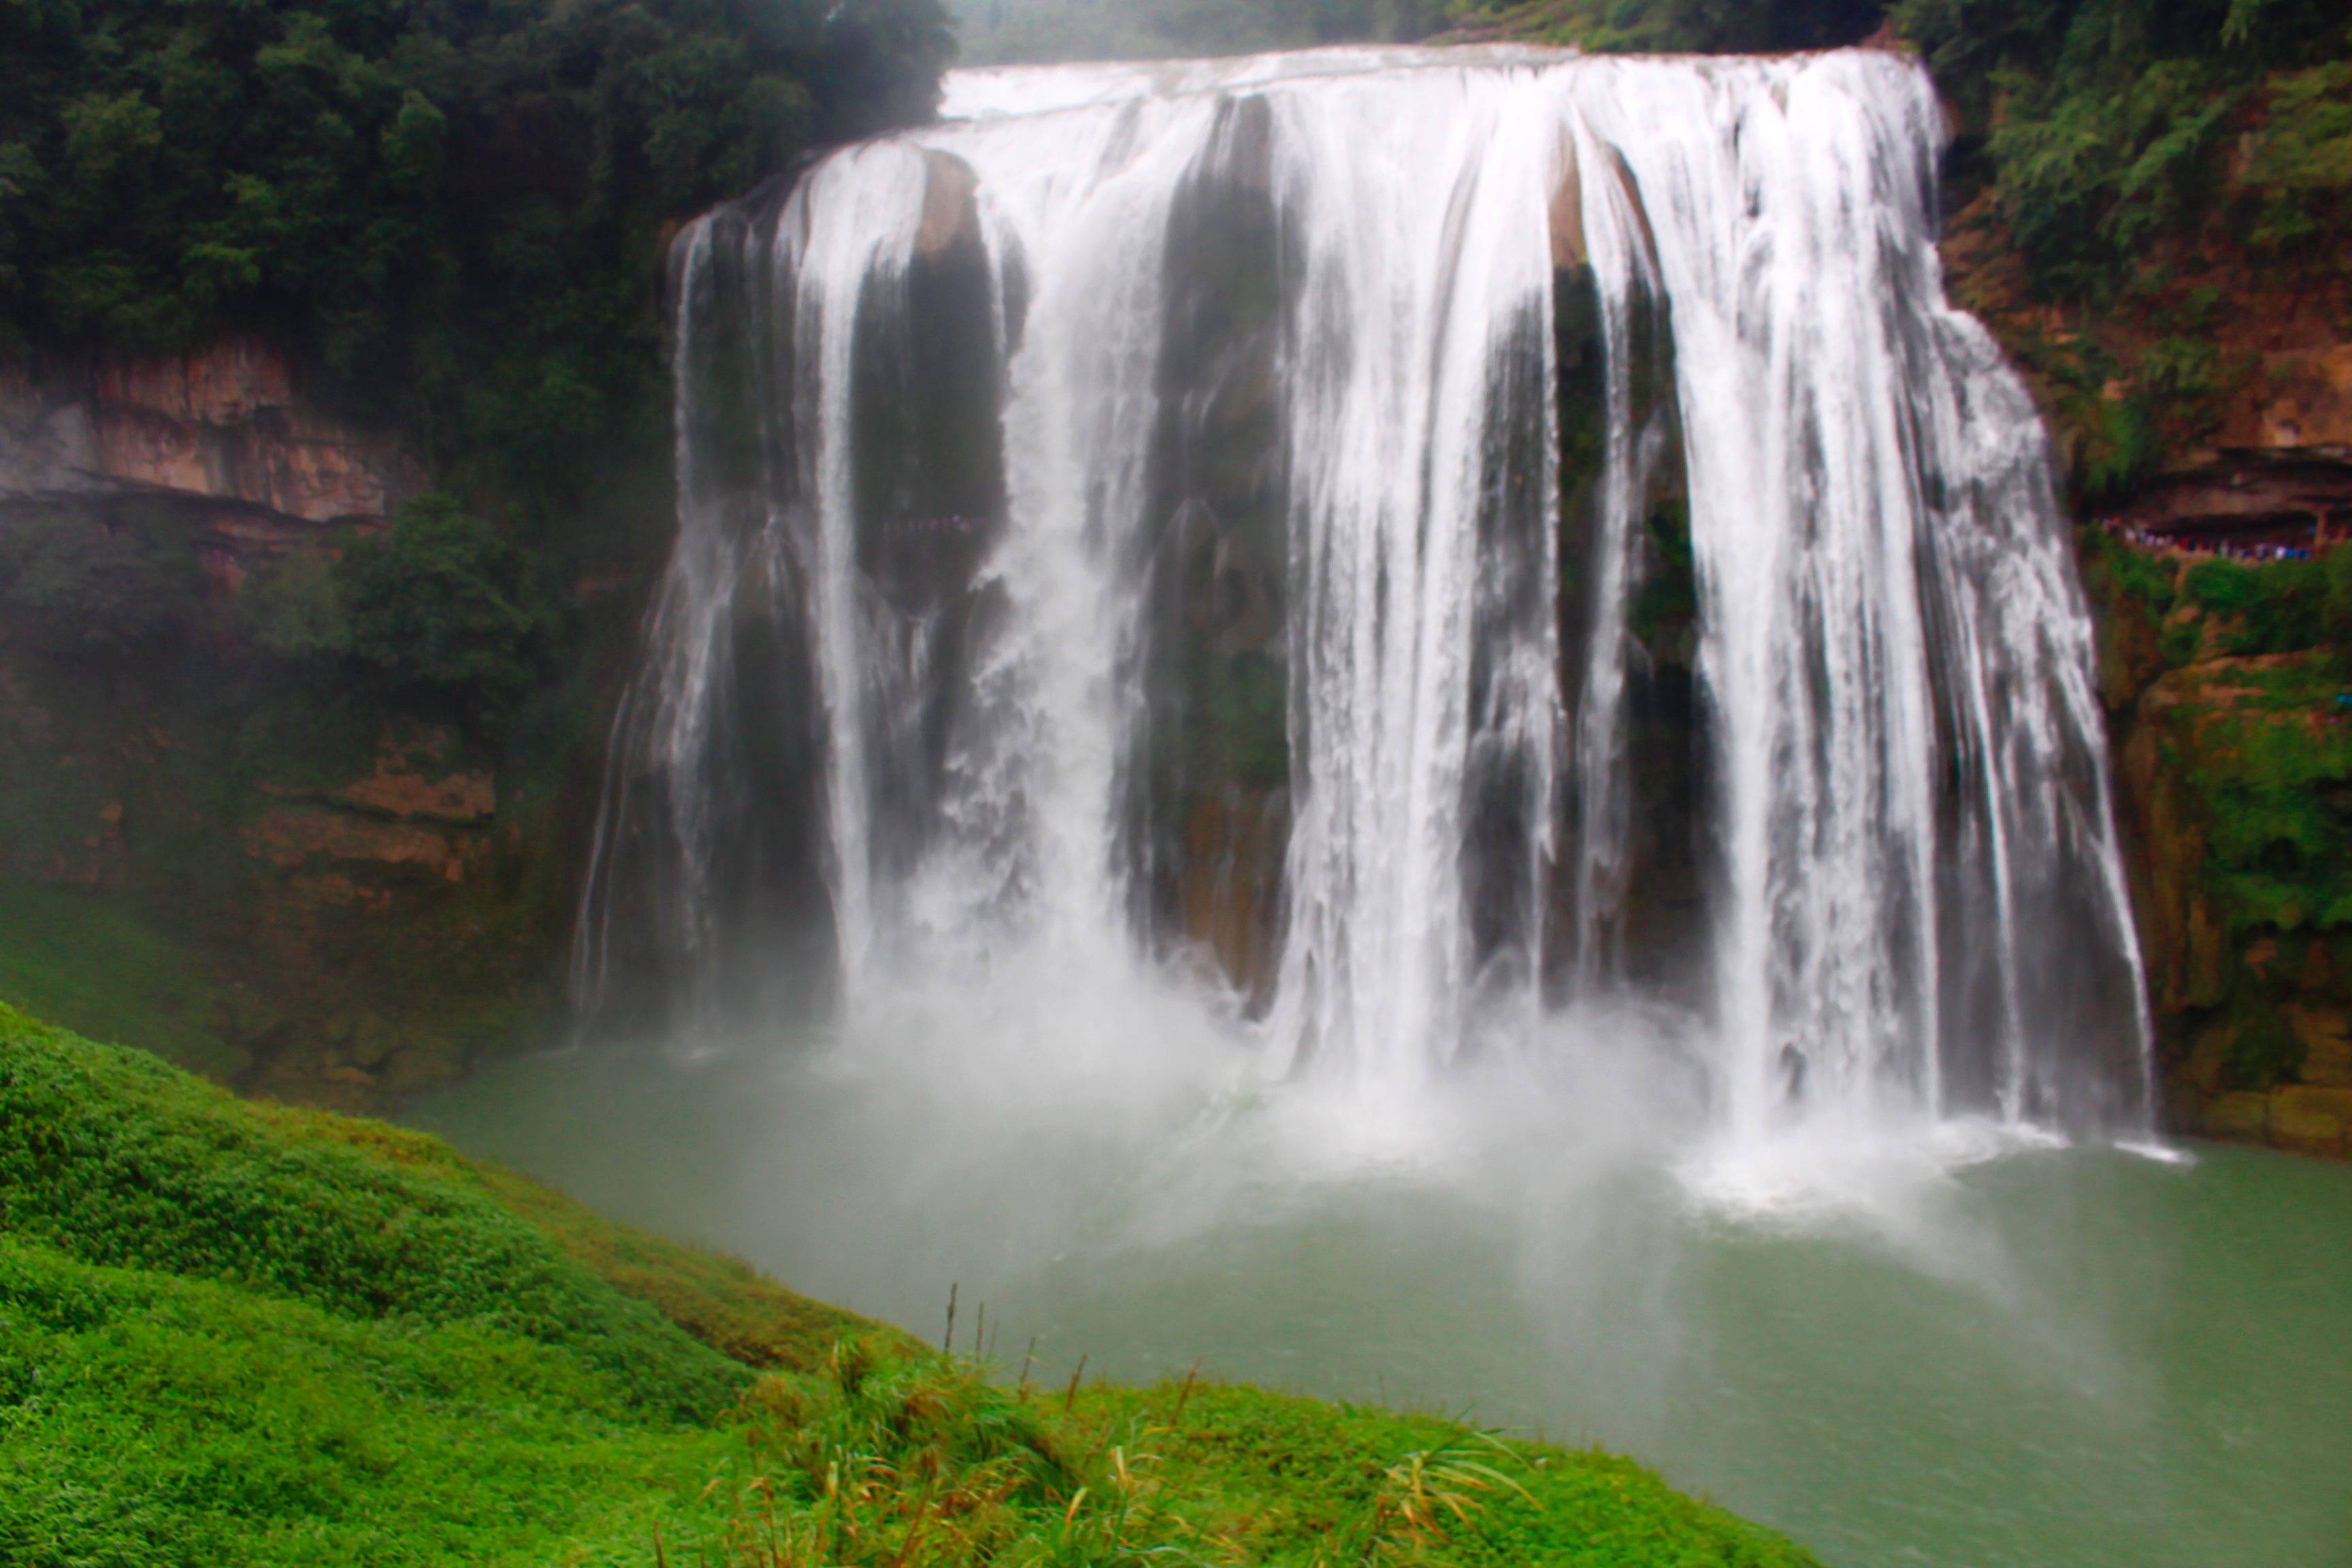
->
0;341;562;1105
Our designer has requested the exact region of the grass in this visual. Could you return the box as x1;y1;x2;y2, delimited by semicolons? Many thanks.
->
0;1237;734;1567
0;1004;1821;1566
691;1353;1818;1568
0;881;241;1078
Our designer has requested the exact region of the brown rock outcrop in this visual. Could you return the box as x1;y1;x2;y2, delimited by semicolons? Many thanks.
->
334;730;497;826
2108;454;2352;548
245;728;496;883
0;338;423;570
2222;344;2352;456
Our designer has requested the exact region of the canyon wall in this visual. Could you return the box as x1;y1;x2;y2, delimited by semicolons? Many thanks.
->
0;341;423;565
2086;362;2352;1160
0;341;570;1106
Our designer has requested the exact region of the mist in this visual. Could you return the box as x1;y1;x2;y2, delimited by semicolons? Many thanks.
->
945;0;1443;65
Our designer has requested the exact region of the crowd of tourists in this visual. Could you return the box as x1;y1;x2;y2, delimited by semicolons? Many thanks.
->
2100;519;2330;561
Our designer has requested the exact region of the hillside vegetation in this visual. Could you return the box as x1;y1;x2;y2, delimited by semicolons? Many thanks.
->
0;1004;1823;1565
0;0;949;510
2080;539;2352;1153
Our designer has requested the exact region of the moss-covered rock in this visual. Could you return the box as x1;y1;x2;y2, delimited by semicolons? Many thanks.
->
2089;528;2352;1154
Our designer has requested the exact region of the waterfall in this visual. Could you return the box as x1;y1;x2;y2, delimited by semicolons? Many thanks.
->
576;46;2153;1137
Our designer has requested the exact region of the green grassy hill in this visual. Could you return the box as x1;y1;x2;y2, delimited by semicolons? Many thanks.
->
0;1004;1819;1566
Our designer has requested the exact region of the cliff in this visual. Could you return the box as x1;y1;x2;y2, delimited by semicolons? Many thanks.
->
1932;86;2352;1158
2084;500;2352;1160
0;341;574;1105
2062;320;2352;1157
0;340;423;542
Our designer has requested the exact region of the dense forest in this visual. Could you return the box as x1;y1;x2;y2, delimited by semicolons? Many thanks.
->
1;0;952;710
0;0;948;483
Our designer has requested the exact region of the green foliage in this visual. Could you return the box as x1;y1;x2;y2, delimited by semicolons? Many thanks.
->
0;1004;749;1420
1982;59;2238;299
2178;555;2331;655
1895;0;2351;302
243;543;350;664
2236;62;2352;250
2216;987;2304;1085
0;1235;733;1567
0;505;201;662
2086;533;2349;676
2328;544;2352;644
2082;521;2178;619
0;1004;774;1561
242;493;559;721
695;1356;1820;1568
0;0;952;506
2085;540;2352;1090
2186;664;2352;933
340;493;556;719
0;883;242;1079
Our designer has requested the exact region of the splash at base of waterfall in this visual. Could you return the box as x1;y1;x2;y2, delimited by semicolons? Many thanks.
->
576;44;2155;1157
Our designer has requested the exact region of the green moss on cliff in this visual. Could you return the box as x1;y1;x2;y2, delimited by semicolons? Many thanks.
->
2089;529;2352;1139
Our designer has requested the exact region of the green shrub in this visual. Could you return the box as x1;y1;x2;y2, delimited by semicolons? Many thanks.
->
2236;62;2352;250
2084;525;2178;618
2180;555;2330;655
1894;0;2351;309
1986;60;2238;302
2328;546;2352;646
242;495;555;719
339;493;555;719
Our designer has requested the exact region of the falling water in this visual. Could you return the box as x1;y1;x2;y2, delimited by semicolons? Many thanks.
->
576;46;2153;1140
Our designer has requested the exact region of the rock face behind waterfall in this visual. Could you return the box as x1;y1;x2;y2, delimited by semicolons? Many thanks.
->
1128;93;1293;1014
582;47;2155;1141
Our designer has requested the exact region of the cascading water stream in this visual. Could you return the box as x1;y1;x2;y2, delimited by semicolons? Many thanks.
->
575;45;2153;1142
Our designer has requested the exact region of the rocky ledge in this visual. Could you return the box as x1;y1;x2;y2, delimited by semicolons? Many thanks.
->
0;338;423;579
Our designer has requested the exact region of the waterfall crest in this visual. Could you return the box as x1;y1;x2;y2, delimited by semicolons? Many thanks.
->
576;46;2153;1135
